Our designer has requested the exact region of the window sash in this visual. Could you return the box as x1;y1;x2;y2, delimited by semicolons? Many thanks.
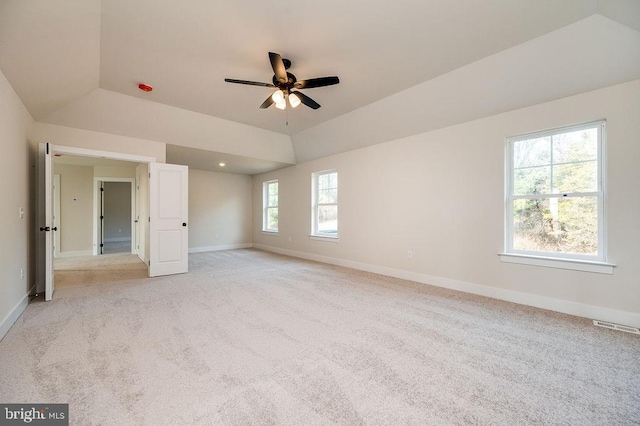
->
263;180;278;232
505;121;605;261
312;171;338;237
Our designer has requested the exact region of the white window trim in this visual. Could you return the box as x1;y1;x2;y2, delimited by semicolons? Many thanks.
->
498;253;614;274
262;179;278;233
311;169;338;239
309;235;339;242
503;120;612;271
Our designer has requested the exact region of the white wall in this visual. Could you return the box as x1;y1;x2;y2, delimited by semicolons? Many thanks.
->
189;169;252;251
94;165;136;178
33;122;166;162
41;89;296;164
253;80;640;327
0;69;34;341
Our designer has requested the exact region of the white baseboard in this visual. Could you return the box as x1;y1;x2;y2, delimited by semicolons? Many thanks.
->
189;243;253;254
57;250;94;258
0;285;35;342
253;244;640;329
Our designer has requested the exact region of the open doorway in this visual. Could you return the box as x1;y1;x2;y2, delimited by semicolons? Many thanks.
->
49;155;146;289
94;179;135;255
38;143;189;300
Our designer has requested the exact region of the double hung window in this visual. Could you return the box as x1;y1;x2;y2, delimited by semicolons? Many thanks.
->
505;121;605;262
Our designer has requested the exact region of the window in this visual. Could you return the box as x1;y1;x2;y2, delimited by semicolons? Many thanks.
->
312;170;338;238
505;121;605;262
263;180;278;232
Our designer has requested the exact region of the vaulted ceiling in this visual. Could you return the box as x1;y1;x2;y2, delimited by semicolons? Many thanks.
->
1;0;639;172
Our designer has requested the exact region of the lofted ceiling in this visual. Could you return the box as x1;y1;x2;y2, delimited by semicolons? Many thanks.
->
1;0;639;173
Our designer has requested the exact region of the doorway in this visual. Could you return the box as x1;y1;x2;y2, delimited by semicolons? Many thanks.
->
38;143;189;300
94;179;135;255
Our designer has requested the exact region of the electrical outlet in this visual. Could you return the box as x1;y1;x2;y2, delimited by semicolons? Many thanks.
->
20;268;24;279
288;237;292;243
19;207;24;219
407;250;413;259
215;233;219;239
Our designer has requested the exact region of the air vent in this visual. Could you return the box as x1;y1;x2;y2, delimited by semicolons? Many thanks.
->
593;320;640;335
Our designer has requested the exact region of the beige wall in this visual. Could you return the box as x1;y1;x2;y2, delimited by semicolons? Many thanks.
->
253;80;640;326
103;182;132;241
33;122;166;163
53;164;94;254
189;169;252;250
94;166;136;178
0;69;34;339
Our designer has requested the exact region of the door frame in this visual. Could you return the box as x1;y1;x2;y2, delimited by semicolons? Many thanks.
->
53;174;61;259
93;177;136;255
38;144;155;297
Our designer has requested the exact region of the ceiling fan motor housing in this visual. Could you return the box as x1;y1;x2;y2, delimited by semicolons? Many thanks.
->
272;72;297;89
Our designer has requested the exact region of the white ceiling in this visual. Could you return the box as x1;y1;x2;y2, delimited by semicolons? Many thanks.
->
1;0;639;172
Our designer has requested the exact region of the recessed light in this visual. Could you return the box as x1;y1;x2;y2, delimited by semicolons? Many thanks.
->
219;162;226;167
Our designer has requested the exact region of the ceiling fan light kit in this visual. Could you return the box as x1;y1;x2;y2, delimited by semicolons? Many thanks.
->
225;52;339;111
289;92;301;108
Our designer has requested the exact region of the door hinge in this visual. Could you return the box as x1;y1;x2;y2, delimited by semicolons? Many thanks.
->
100;187;104;192
149;172;151;178
100;215;104;220
100;243;104;247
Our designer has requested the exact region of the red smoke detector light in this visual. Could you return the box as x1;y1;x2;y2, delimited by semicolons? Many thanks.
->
138;83;153;92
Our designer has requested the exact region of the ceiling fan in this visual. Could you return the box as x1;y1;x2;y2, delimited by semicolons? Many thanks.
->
225;52;339;110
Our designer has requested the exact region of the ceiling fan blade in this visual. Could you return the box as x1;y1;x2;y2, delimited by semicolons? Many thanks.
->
224;78;275;88
293;76;339;89
259;95;275;109
268;52;288;84
292;91;321;110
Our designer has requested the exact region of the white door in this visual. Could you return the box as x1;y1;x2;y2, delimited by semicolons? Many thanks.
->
53;174;61;259
40;143;55;300
134;176;140;256
149;163;188;277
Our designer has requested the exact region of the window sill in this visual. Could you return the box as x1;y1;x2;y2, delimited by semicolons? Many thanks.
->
498;253;615;274
262;230;279;236
309;235;339;242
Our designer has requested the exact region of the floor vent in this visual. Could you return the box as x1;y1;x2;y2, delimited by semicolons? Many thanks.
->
593;320;640;335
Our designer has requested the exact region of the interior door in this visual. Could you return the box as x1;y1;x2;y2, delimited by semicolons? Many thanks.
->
99;181;104;254
135;176;140;256
149;163;188;277
41;143;55;300
53;174;61;259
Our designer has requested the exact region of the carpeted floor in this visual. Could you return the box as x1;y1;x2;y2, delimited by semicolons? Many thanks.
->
101;241;132;255
1;249;638;425
54;253;147;288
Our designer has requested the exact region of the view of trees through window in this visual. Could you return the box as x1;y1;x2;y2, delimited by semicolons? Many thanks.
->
315;171;338;235
264;180;278;231
510;125;600;256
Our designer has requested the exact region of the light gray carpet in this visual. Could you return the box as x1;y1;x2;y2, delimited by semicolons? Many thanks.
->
1;249;638;425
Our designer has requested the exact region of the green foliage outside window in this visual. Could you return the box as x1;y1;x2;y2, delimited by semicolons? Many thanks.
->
510;126;600;255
